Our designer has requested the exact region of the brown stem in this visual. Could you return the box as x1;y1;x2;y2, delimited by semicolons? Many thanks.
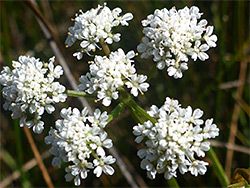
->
225;58;248;178
23;126;54;188
100;38;111;56
0;151;50;188
210;140;250;155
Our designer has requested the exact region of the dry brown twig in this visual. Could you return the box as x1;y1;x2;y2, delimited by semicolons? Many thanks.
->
0;151;51;188
225;57;248;178
210;141;250;155
25;0;93;113
23;126;54;188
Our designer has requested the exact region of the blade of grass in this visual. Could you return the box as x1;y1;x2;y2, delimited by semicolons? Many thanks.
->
208;148;230;187
0;147;31;188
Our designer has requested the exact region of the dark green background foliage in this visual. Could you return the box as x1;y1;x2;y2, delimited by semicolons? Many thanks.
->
0;0;249;187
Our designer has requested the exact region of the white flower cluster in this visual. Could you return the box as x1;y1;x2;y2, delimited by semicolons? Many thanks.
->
65;3;133;60
78;48;150;106
133;97;219;179
45;107;116;186
137;6;217;79
0;56;67;133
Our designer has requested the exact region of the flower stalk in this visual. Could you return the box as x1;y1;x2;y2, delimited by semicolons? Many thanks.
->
100;38;111;56
107;102;126;124
66;90;96;98
119;90;157;124
207;148;230;187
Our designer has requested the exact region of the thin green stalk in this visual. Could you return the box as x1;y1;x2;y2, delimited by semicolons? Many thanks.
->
100;38;110;56
127;106;144;124
107;102;126;124
167;178;180;188
66;90;96;98
119;90;157;124
0;147;31;187
127;98;157;124
207;148;230;187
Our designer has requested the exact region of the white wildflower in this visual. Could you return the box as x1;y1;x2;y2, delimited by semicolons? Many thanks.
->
137;6;217;79
45;107;115;186
78;48;149;106
65;3;133;59
0;56;67;133
133;97;219;179
125;74;149;97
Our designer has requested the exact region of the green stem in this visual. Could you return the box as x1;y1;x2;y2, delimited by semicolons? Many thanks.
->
100;38;110;56
127;105;144;124
207;148;230;187
167;178;180;188
119;90;157;124
127;98;157;124
107;102;126;124
66;90;96;98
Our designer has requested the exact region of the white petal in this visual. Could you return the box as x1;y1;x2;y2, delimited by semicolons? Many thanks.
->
198;52;209;61
122;13;133;21
94;166;103;177
193;108;203;118
206;26;214;36
80;170;88;179
96;147;105;157
103;165;114;175
102;97;111;106
126;50;135;59
80;41;90;48
52;157;61;167
167;66;176;77
103;139;113;148
74;175;81;186
156;61;166;70
45;105;55;114
137;44;146;53
131;87;138;97
65;173;74;182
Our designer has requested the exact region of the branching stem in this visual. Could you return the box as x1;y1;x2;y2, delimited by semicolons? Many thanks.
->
66;90;96;98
